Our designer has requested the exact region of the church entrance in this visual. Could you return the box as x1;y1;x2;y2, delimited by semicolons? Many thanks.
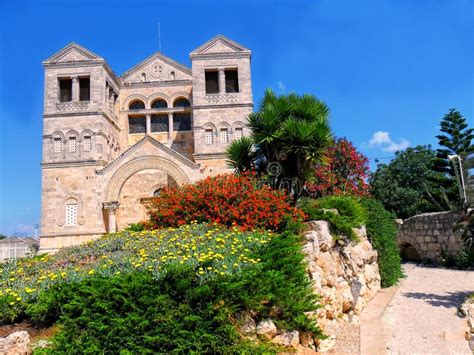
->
115;169;178;230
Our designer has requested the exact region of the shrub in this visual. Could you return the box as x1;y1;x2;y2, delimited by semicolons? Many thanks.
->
0;224;273;324
307;137;370;198
146;174;305;231
440;247;474;269
361;198;403;287
300;196;366;241
25;233;321;353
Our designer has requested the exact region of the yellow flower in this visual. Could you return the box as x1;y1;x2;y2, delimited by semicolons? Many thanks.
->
88;270;95;275
16;297;22;301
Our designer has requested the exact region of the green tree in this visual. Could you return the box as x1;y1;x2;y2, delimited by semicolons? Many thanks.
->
226;89;333;200
0;234;6;240
433;109;474;205
369;145;446;219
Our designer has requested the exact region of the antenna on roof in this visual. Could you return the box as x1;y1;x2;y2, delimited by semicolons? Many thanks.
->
158;21;162;52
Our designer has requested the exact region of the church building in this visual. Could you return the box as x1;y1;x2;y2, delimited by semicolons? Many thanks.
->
40;35;253;252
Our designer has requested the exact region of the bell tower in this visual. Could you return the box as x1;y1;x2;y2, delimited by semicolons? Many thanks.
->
189;35;253;174
40;43;121;252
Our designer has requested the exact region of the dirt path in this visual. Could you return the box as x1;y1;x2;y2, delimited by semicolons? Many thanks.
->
362;263;473;354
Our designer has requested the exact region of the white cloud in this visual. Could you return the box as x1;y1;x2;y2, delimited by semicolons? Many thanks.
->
369;131;391;146
384;138;410;152
368;131;410;152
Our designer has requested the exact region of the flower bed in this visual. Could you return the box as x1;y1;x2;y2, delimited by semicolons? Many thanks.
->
0;223;272;323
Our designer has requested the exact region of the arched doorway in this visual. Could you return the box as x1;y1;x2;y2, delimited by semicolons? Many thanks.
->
103;156;191;232
399;242;422;262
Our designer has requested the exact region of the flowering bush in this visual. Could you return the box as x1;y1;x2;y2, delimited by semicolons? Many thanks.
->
307;138;369;197
146;174;305;231
0;225;322;352
0;224;272;324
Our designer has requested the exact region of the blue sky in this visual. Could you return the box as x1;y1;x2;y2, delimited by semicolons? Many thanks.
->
0;0;472;236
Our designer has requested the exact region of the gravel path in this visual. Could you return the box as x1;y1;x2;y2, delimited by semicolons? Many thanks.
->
381;263;473;355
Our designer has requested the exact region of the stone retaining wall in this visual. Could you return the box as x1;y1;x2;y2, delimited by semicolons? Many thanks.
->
396;211;462;262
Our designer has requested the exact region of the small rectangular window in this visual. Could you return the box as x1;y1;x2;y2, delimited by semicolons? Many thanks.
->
68;137;76;152
54;138;62;153
83;136;91;151
79;77;90;101
225;69;239;93
65;204;78;226
220;128;228;144
205;70;219;94
205;129;214;145
151;115;168;133
235;127;243;139
59;78;72;102
128;116;146;134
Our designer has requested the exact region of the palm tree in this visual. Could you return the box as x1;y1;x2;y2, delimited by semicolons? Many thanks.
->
226;89;333;200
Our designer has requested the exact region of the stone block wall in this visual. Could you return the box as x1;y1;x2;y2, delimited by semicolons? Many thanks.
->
396;211;463;262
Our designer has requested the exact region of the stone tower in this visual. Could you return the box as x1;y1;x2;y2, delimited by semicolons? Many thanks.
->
190;35;253;173
41;43;121;249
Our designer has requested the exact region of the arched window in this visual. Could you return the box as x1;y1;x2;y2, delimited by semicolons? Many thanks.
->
129;100;145;110
141;73;146;82
173;98;190;108
151;99;168;109
170;71;175;80
65;198;78;226
153;188;162;197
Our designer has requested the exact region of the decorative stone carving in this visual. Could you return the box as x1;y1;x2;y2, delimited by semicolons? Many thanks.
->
206;93;239;104
151;62;164;79
56;101;90;112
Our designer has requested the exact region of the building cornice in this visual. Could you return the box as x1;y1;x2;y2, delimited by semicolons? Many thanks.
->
121;79;192;89
192;103;253;110
193;153;227;160
43;111;121;132
41;160;108;169
43;61;104;70
190;52;251;61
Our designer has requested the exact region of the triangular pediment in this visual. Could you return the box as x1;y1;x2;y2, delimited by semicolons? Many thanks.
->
190;35;250;56
97;136;199;176
43;43;103;64
120;52;192;84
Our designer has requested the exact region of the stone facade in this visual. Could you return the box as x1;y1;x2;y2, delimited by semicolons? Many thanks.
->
40;35;253;252
396;211;463;262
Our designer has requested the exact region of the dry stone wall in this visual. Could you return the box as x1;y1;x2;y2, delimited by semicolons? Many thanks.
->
236;221;382;353
396;211;462;262
302;221;381;351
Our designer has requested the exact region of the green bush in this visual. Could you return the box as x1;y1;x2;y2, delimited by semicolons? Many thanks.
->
361;198;403;287
24;233;321;353
440;247;474;269
300;196;366;241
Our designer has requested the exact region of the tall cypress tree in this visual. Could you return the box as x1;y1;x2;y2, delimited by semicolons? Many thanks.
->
433;109;474;205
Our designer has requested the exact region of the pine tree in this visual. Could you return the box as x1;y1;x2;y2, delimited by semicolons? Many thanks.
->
433;109;474;205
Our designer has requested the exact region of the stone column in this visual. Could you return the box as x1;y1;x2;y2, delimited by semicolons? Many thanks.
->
168;113;173;141
103;201;120;233
218;68;225;94
72;76;79;101
146;114;151;135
